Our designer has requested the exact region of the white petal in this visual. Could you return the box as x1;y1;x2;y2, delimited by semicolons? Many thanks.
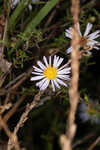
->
58;66;71;71
58;64;71;71
56;56;60;64
66;46;73;54
56;78;67;87
58;68;71;74
58;64;68;70
94;41;100;45
37;61;46;70
49;56;51;66
51;80;55;92
30;75;44;81
53;55;57;67
95;41;100;44
32;71;43;75
43;56;49;67
77;22;82;36
87;39;99;45
93;46;100;50
55;58;63;68
87;51;92;55
65;29;72;34
90;34;100;40
40;80;50;90
84;23;93;36
87;42;95;47
53;55;59;67
79;113;89;122
88;30;100;40
36;78;47;87
11;0;19;9
33;66;43;73
79;103;88;112
53;79;60;89
57;74;70;80
28;4;32;10
65;31;72;39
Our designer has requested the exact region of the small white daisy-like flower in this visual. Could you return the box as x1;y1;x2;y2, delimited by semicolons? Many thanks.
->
79;100;100;124
65;22;100;54
30;55;71;91
11;0;19;9
11;0;40;10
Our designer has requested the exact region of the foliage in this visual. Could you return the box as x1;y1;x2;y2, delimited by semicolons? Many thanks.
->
0;0;100;150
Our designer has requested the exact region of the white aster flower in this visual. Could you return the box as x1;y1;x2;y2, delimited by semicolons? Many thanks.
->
65;22;100;54
30;55;71;91
11;0;19;9
11;0;40;10
79;100;100;124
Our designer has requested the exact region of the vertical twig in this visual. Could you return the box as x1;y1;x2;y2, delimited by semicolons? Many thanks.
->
60;0;80;150
67;0;80;139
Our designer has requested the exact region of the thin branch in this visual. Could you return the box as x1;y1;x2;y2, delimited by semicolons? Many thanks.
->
60;0;80;149
5;73;26;89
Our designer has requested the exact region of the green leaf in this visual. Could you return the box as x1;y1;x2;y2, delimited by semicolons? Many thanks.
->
9;0;32;30
15;0;59;48
24;0;59;36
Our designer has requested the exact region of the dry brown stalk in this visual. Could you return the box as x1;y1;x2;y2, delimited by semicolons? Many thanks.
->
7;90;44;150
15;91;44;134
60;0;80;150
0;116;21;150
8;68;32;91
0;103;12;115
67;0;80;141
0;72;8;88
0;95;26;131
5;73;26;89
0;68;32;96
5;93;11;104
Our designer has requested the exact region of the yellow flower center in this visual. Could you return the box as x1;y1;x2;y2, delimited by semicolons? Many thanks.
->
88;108;96;114
43;66;57;80
88;104;97;114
